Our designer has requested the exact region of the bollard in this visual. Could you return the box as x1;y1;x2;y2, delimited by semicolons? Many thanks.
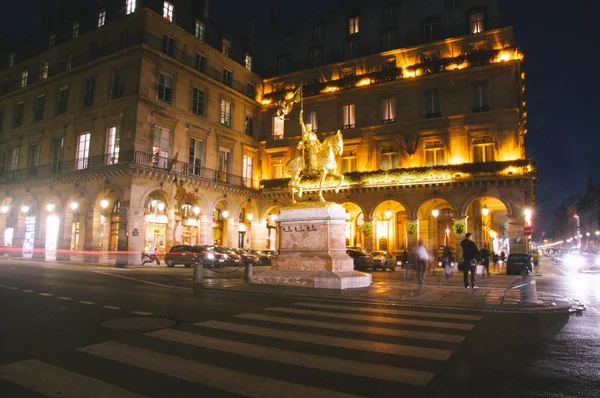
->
193;260;204;283
244;261;253;281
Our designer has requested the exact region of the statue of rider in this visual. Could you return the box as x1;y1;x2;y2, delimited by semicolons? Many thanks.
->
297;110;321;176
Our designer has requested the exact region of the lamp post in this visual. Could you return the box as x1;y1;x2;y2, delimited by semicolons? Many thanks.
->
574;215;581;250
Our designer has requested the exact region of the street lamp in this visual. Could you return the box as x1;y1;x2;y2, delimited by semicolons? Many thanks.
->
481;204;489;217
193;206;201;217
70;201;79;211
431;208;439;218
21;205;29;213
247;212;254;221
46;203;55;212
221;209;229;219
1;205;9;214
100;199;109;209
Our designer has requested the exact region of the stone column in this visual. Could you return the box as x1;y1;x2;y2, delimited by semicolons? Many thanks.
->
362;217;374;252
507;215;526;253
250;220;267;250
406;218;419;251
56;212;72;261
115;201;130;267
197;214;212;245
166;209;176;247
453;217;468;262
83;211;99;264
225;217;239;248
127;208;145;265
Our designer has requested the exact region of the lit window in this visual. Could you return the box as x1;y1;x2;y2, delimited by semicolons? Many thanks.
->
381;147;399;170
106;125;120;165
469;10;485;34
163;2;174;22
308;110;318;132
152;126;171;169
188;138;204;176
20;71;28;88
381;97;396;123
192;87;205;115
382;31;396;51
34;95;45;122
245;112;254;136
195;20;205;39
270;157;283;178
424;142;445;166
243;155;253;187
218;147;230;182
72;22;79;38
8;52;15;67
76;132;91;170
342;151;357;173
342;104;355;129
40;62;49;80
273;115;284;139
348;17;359;34
56;86;69;115
49;34;56;48
126;0;136;14
472;81;489;111
222;68;232;86
220;99;232;127
245;54;253;71
425;90;440;117
472;137;495;163
222;38;231;56
158;74;173;103
97;10;106;27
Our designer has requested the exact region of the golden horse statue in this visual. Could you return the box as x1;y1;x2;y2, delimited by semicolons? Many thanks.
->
285;131;345;203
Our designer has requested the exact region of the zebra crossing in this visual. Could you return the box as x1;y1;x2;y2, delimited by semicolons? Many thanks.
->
1;301;483;397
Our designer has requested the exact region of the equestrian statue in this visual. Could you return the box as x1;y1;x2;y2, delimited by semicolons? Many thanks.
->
275;86;345;203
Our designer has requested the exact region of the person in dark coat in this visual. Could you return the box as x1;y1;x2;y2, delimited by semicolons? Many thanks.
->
460;232;481;288
480;244;491;278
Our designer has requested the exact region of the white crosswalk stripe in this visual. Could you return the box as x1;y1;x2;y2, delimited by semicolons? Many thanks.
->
1;301;482;396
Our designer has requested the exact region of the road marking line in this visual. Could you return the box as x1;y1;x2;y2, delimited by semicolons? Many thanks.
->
79;301;95;305
7;287;19;290
148;329;434;386
22;290;35;293
39;293;54;296
266;307;475;331
103;306;121;310
294;302;483;321
0;284;5;287
93;271;188;290
197;320;453;361
131;311;153;316
0;359;145;398
235;313;464;343
79;341;361;398
57;297;73;301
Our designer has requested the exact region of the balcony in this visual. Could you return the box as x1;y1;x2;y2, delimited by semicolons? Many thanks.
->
0;150;256;190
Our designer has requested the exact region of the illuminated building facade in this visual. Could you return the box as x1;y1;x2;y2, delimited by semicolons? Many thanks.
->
0;0;535;264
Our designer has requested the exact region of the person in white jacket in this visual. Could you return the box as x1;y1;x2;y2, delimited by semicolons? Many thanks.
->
413;239;429;285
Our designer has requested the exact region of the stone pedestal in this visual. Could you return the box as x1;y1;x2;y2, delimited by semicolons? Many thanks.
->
249;202;371;289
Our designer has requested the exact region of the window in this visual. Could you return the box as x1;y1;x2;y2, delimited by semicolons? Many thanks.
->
111;69;125;100
158;74;173;103
10;147;20;173
49;34;55;49
161;34;175;56
82;77;95;108
273;115;284;139
245;54;253;71
243;155;253;187
187;138;204;175
34;95;45;122
382;31;396;51
51;138;63;173
383;6;397;25
195;20;205;39
423;20;439;42
40;62;49;80
126;0;136;14
20;71;28;88
195;52;206;72
89;42;100;60
473;136;495;162
13;102;24;128
308;110;318;132
66;55;72;71
9;52;15;67
152;126;170;169
270;157;283;178
97;10;106;27
342;104;355;129
348;17;359;34
163;2;174;21
312;25;323;42
424;142;445;166
218;147;230;182
76;132;91;170
222;68;232;86
220;99;232;127
342;151;357;173
57;86;69;115
72;22;79;38
344;41;357;60
381;147;399;170
245;112;254;136
106;125;120;165
473;81;490;112
425;89;440;117
119;29;129;49
192;87;205;115
246;82;255;98
381;97;396;123
222;38;231;56
469;10;485;34
309;47;322;67
277;55;290;74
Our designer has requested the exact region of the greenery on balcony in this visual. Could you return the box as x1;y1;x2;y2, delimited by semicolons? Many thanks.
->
260;159;535;190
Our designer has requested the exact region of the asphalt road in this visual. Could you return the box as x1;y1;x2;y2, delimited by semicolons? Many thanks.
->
0;258;598;397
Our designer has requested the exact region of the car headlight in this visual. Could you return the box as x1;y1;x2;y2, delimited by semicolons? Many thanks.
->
595;256;600;266
223;254;228;259
206;253;214;260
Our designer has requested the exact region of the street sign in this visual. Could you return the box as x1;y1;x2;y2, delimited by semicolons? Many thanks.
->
523;226;533;236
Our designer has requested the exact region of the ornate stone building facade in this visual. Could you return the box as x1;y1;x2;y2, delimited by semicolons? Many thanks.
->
0;0;535;265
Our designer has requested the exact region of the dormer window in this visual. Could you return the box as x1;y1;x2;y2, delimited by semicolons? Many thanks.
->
72;22;79;38
163;2;174;22
469;10;485;34
222;38;231;56
126;0;136;15
348;17;359;34
97;10;106;27
8;52;15;67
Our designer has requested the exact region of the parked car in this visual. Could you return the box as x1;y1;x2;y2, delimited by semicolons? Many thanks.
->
346;247;374;271
164;245;226;268
248;249;273;265
232;248;259;265
506;253;533;275
206;245;243;267
371;251;396;271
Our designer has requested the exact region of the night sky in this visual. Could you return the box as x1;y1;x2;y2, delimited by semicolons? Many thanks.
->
2;0;598;236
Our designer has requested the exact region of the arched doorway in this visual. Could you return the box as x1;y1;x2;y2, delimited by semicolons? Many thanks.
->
417;198;457;264
465;196;510;256
144;194;168;252
372;200;408;254
180;203;200;245
340;202;365;248
109;201;120;251
20;199;38;259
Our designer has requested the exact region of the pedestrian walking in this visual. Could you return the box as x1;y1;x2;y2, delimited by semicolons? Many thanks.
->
460;232;480;289
442;246;453;280
480;244;491;278
413;239;429;286
492;252;499;272
500;250;506;265
401;249;411;280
